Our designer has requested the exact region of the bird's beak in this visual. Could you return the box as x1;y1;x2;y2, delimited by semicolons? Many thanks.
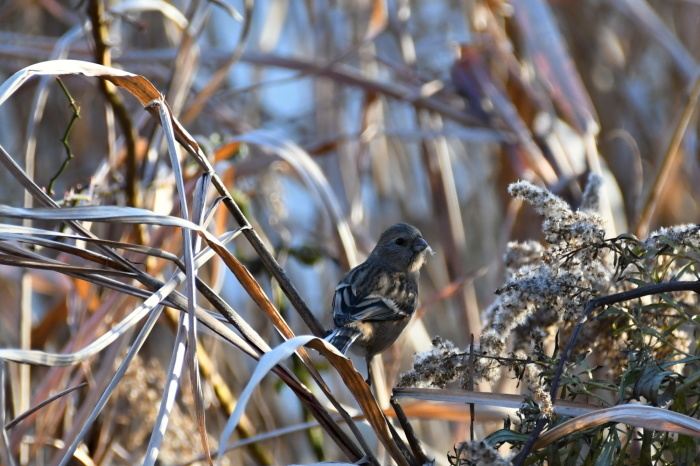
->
413;237;429;252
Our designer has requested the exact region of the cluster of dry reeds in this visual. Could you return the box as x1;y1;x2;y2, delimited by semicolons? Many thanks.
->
1;1;700;465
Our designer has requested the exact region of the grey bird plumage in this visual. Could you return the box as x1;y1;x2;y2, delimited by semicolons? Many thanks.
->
326;223;430;385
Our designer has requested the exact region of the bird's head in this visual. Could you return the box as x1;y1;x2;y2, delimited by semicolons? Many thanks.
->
371;222;431;273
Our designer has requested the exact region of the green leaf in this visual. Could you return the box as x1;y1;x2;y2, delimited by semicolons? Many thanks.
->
632;366;679;407
593;428;620;466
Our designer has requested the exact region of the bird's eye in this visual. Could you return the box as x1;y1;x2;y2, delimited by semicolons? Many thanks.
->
395;238;406;246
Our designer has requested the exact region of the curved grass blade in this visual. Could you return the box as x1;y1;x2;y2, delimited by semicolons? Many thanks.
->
218;335;414;466
5;382;88;431
147;96;211;463
0;228;240;367
532;404;700;451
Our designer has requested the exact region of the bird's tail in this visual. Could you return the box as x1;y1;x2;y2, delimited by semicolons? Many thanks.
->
325;327;361;354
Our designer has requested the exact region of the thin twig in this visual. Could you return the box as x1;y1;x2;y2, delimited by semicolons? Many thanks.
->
468;334;475;443
87;0;140;211
48;77;80;195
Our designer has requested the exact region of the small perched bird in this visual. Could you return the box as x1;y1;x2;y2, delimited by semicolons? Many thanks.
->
326;223;430;386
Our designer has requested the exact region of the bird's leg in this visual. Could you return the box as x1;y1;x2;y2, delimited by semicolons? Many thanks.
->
365;356;374;387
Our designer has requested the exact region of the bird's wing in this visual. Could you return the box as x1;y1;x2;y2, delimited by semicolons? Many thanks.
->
332;282;411;327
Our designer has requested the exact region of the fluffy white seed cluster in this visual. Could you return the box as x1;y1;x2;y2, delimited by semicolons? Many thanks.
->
401;175;616;387
477;176;611;383
398;337;467;388
451;440;513;465
508;179;606;246
643;224;700;250
503;240;545;274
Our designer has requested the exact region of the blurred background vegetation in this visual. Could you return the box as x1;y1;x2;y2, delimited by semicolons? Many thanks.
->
0;0;699;464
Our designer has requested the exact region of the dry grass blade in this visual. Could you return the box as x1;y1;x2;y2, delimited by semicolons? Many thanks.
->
199;231;380;460
0;269;170;367
532;404;700;451
393;387;600;418
216;337;311;463
1;221;245;464
186;398;472;464
0;217;242;367
0;204;215;233
144;309;189;466
148;93;211;463
0;254;134;280
218;336;411;466
0;59;161;108
5;383;87;431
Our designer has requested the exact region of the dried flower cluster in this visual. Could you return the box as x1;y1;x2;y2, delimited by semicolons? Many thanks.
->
642;224;700;250
401;177;700;463
448;440;512;466
401;175;613;388
398;336;468;388
477;177;612;382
